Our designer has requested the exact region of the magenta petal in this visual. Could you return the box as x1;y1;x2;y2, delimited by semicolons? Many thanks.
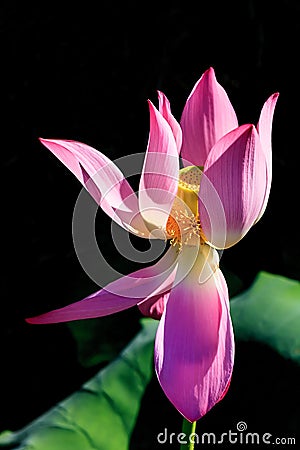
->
200;124;266;248
26;246;178;324
139;101;179;230
180;67;238;166
256;92;279;222
138;291;170;320
158;90;182;153
155;246;234;421
39;138;148;235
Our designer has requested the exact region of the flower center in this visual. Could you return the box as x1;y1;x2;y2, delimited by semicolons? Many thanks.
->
166;166;205;248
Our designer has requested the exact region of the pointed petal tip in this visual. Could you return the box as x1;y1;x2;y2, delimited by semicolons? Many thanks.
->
147;98;160;117
270;92;280;106
157;90;168;104
39;137;54;143
148;98;170;123
240;123;257;136
25;316;44;325
38;137;58;150
205;66;215;75
39;137;61;146
227;123;256;139
249;123;256;133
181;412;202;422
264;92;279;107
25;317;33;324
181;66;238;166
201;66;216;83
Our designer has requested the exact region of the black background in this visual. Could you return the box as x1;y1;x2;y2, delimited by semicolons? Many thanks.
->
1;1;299;448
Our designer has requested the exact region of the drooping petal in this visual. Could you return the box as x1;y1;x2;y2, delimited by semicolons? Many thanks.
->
39;138;149;235
139;102;179;231
26;246;178;324
255;92;279;222
180;67;238;167
200;124;266;248
157;90;182;153
155;245;234;422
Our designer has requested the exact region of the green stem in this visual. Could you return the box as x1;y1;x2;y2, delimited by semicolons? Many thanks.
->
180;418;197;450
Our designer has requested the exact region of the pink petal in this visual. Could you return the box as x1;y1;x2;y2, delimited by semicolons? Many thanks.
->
154;245;234;421
139;101;179;230
180;67;238;167
157;90;182;153
200;124;266;248
256;93;279;222
26;246;178;324
138;246;179;320
39;138;149;235
138;291;170;320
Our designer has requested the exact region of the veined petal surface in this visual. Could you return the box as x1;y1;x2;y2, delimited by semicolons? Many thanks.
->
39;138;149;235
180;67;238;167
200;124;266;248
256;92;279;222
26;246;178;324
155;245;234;421
139;102;179;230
158;90;182;153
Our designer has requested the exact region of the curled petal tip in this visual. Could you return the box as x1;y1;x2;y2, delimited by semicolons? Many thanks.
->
38;138;149;234
270;91;279;100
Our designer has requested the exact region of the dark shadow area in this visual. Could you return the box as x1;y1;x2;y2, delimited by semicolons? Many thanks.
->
130;341;300;449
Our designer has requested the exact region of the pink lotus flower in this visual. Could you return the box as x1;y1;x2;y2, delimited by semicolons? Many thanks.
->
26;68;278;422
